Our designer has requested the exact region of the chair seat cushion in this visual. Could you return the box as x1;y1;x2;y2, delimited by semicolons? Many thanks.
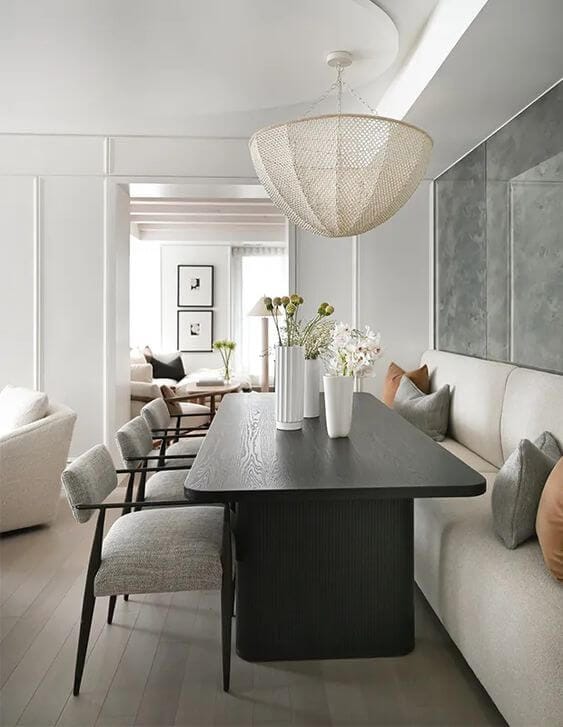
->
94;506;223;596
439;438;499;473
167;436;204;461
145;469;187;501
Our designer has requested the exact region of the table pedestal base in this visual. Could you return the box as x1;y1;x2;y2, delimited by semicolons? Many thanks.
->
235;497;414;661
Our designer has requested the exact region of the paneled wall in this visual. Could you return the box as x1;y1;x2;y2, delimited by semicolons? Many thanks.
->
435;81;563;372
0;133;253;456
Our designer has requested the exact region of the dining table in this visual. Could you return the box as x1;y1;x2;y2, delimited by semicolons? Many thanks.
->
184;392;485;662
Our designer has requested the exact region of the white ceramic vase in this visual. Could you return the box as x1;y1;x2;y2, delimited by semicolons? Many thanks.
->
275;345;305;430
304;358;321;418
323;375;354;438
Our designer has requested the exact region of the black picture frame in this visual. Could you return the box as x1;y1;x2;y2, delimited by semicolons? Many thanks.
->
177;310;214;352
177;265;214;307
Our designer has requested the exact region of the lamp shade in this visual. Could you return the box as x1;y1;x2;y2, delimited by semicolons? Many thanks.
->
247;297;270;317
250;113;432;238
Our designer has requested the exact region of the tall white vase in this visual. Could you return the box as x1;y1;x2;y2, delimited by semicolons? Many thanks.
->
304;358;321;418
275;345;305;431
323;375;354;438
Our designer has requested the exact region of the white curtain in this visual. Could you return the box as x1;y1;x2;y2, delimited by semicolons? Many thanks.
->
231;246;288;382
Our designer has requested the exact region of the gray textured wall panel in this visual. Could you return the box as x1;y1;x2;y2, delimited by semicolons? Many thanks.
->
435;82;562;373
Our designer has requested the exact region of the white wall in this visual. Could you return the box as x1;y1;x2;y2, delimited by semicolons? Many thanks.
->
293;183;432;399
161;245;231;371
0;134;253;457
358;182;432;397
130;236;162;349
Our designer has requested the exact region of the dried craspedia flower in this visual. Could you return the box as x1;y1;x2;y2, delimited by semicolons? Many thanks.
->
266;302;274;311
286;302;296;316
273;296;282;306
264;296;272;307
324;305;334;315
225;341;236;350
281;296;290;306
290;294;301;305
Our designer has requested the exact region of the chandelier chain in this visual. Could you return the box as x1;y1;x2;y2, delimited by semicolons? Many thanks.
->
303;64;378;118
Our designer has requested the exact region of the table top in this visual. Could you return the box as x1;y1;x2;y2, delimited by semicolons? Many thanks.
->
174;380;241;398
184;393;486;502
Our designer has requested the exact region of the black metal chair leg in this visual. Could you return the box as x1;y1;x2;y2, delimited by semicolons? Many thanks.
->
231;570;236;619
73;589;96;695
220;504;233;692
73;509;105;696
221;570;232;692
124;594;129;601
107;595;117;624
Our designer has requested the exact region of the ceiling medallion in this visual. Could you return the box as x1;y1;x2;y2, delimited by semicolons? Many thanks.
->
249;51;432;238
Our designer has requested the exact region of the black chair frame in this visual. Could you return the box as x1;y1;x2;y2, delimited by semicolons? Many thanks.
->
73;498;233;696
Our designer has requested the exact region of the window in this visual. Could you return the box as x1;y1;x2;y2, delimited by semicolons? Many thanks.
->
231;247;287;382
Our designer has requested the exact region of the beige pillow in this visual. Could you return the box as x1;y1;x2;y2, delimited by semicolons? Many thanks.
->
0;385;49;435
536;457;563;581
382;362;429;408
160;385;182;416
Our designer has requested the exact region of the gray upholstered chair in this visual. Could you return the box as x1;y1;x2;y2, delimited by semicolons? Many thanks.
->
141;398;206;464
116;416;190;503
61;444;233;695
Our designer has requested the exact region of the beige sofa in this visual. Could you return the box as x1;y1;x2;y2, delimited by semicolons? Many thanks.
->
0;401;76;532
415;350;563;726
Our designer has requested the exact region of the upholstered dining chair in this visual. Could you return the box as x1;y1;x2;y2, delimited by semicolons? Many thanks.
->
61;444;233;695
141;398;207;464
116;416;192;503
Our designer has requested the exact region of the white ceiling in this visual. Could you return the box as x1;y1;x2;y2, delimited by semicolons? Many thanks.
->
0;0;438;136
130;186;287;244
404;0;563;177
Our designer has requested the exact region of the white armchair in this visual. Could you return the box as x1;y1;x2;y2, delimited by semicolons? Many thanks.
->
0;401;77;532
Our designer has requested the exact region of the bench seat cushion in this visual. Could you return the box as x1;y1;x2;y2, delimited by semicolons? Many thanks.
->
415;474;563;726
439;437;498;473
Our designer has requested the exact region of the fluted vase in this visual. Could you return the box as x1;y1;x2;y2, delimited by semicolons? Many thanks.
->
274;345;305;431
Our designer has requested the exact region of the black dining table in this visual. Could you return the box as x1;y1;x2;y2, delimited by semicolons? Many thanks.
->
184;392;485;662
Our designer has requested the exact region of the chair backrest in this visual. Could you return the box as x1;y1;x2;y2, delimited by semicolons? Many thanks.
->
61;444;117;523
116;416;154;461
141;398;171;432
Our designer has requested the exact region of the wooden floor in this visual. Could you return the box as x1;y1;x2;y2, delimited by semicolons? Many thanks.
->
0;491;506;727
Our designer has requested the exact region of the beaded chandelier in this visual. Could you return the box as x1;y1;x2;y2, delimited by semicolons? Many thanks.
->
249;51;432;238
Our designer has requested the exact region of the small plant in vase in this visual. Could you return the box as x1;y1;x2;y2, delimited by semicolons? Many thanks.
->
264;295;305;430
300;303;335;418
213;339;236;383
324;323;382;438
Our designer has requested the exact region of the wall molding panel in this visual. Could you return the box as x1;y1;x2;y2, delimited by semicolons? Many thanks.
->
435;81;562;373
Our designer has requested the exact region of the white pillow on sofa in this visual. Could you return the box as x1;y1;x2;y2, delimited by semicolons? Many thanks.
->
0;385;49;435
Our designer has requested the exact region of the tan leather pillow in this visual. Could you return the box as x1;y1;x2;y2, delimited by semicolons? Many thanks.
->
160;384;182;417
536;456;563;581
383;362;430;407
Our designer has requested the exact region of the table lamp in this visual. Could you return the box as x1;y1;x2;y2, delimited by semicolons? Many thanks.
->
247;297;270;392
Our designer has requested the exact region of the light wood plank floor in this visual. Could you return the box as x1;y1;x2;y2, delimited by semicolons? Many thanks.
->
1;491;506;727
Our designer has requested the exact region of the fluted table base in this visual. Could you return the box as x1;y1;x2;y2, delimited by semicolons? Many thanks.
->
235;497;414;661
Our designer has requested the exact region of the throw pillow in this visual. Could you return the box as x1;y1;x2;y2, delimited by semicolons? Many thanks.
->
160;385;182;417
492;433;561;549
144;350;186;382
382;362;429;407
393;376;450;441
0;385;49;435
536;457;563;581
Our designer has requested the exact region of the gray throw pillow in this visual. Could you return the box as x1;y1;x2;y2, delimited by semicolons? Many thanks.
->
393;376;450;442
492;432;561;549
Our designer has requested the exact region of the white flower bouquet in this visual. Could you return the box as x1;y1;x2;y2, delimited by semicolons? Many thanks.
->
326;323;382;377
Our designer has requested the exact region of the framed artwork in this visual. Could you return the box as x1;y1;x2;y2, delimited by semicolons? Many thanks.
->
177;310;214;352
177;265;214;307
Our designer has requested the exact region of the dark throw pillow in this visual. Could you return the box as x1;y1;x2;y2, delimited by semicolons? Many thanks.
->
145;350;185;382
